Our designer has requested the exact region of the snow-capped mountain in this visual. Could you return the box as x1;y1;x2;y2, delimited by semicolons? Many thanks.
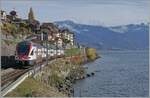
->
55;20;149;50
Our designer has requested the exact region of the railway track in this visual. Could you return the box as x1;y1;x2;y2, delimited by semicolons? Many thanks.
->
1;61;45;91
1;59;56;96
1;69;29;90
1;63;37;89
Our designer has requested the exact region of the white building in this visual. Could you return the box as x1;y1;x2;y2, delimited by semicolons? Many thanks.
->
60;29;74;46
57;38;63;48
1;10;7;21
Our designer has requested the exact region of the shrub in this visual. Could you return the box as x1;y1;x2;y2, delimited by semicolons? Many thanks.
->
86;48;97;61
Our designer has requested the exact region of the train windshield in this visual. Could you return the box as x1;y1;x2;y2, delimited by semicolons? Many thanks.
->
17;42;30;55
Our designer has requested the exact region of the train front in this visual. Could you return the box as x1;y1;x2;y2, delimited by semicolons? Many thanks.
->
15;41;33;65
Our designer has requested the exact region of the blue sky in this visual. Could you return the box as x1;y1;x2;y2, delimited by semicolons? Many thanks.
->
1;0;150;26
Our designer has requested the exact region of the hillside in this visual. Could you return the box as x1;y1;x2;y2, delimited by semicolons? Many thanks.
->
55;20;149;50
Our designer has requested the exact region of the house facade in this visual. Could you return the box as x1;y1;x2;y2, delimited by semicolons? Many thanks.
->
1;10;7;21
60;28;74;47
40;22;64;48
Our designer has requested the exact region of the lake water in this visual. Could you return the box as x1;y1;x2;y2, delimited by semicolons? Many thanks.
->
73;50;149;97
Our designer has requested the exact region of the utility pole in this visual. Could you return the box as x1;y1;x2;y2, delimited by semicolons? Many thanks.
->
55;37;58;61
42;31;48;66
83;46;87;62
41;32;43;41
46;32;48;66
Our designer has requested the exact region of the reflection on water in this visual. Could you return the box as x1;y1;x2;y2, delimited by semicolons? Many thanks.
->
73;50;149;97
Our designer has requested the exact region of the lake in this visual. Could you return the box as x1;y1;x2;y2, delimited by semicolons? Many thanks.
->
73;50;149;97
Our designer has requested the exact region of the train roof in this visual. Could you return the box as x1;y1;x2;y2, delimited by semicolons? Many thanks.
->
18;41;64;50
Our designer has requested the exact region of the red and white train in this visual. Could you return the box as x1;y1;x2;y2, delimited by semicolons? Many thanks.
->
15;41;64;65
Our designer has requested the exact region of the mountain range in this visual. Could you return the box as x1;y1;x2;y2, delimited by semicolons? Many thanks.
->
55;20;149;50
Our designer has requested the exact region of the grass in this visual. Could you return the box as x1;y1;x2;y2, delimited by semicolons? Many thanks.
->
65;48;81;57
5;77;67;97
43;59;72;86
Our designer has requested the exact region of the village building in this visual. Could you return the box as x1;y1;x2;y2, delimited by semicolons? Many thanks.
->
1;10;7;21
5;10;20;23
40;23;55;40
60;28;75;48
9;10;18;20
1;9;76;51
24;7;40;33
40;22;64;48
56;37;63;48
2;10;24;27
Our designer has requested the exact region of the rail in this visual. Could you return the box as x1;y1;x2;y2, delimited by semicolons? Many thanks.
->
1;62;46;96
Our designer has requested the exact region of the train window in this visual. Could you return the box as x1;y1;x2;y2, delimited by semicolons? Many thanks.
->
38;49;41;55
30;49;34;55
17;42;30;55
